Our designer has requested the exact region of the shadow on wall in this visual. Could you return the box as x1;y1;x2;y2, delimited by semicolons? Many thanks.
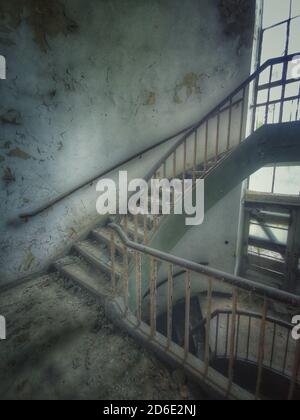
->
218;0;255;53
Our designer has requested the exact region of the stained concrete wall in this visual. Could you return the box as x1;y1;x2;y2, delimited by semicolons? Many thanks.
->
0;0;255;286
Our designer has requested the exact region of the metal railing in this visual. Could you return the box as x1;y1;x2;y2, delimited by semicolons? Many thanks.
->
193;309;296;376
108;222;300;400
19;54;300;225
117;53;300;246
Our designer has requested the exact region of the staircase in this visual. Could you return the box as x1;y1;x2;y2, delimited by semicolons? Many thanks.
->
24;53;300;400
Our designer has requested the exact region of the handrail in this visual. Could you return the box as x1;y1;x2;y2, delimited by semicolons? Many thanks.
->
18;53;300;221
108;223;300;307
18;124;194;221
141;53;300;184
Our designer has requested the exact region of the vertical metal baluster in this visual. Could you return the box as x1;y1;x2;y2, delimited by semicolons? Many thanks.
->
264;65;273;124
143;213;148;245
279;66;288;123
135;251;142;325
149;256;154;335
225;314;230;357
110;232;116;296
215;111;220;162
167;264;173;349
173;150;177;178
255;298;268;400
184;270;191;359
193;129;198;184
246;316;251;360
123;243;129;315
204;278;212;376
251;74;259;133
150;257;157;337
279;16;290;123
270;323;276;369
153;171;159;232
227;288;238;397
215;313;219;355
235;314;241;357
134;214;138;242
204;120;208;171
282;329;290;374
227;97;233;150
153;258;158;336
152;174;158;233
288;340;300;400
183;139;187;181
239;88;246;143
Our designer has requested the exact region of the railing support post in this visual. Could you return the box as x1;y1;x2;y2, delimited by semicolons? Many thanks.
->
227;287;238;397
184;271;191;360
255;298;268;400
204;278;212;377
167;264;173;349
110;231;116;296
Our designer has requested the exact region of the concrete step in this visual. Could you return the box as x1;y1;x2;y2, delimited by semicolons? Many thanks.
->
73;240;122;277
91;226;125;255
53;257;110;301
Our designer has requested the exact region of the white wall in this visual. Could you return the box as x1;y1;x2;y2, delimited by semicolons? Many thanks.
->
0;0;255;286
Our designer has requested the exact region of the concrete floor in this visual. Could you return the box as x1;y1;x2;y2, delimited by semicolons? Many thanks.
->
0;274;196;400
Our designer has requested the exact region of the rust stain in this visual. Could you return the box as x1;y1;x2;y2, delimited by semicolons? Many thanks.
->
0;0;78;52
143;91;156;106
2;167;15;183
7;147;31;160
174;72;201;104
68;227;77;239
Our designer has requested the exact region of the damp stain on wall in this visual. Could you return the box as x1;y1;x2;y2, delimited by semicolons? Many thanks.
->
218;0;255;52
0;109;21;125
143;91;156;106
7;147;31;160
2;167;15;183
0;0;78;52
174;72;201;104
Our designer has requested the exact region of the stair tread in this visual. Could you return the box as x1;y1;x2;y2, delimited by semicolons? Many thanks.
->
92;226;125;251
54;257;110;298
74;240;122;274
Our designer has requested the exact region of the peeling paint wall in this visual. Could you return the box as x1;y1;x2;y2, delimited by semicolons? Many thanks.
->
0;0;255;286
